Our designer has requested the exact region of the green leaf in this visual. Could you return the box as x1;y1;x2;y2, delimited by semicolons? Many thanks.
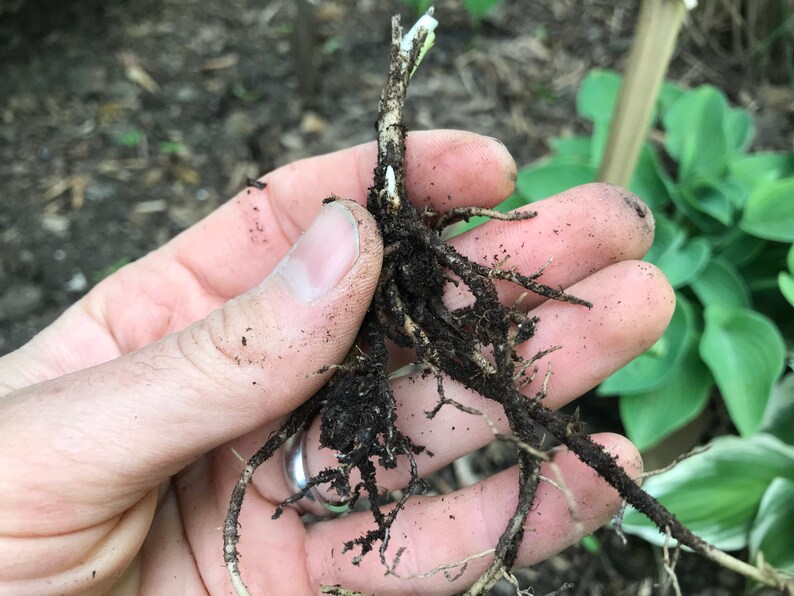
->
621;433;794;550
760;374;794;445
656;81;687;119
721;176;749;210
741;243;792;290
628;143;672;210
724;107;755;155
740;178;794;242
159;140;188;155
598;293;695;396
659;238;711;288
515;160;597;203
680;180;735;226
661;236;712;289
666;178;725;234
411;27;436;77
699;306;786;436
644;216;712;288
690;257;751;309
779;272;794;307
749;478;794;572
619;340;712;451
729;152;794;190
714;228;766;268
462;0;502;21
648;225;712;289
580;534;601;554
664;87;730;182
575;70;622;166
548;136;592;161
114;130;144;147
788;244;794;273
399;0;433;14
576;69;622;124
590;119;612;168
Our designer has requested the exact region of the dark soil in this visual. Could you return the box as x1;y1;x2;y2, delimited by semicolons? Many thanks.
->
2;1;792;593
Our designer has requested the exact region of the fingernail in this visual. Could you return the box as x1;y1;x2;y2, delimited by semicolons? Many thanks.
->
486;135;507;149
278;202;359;302
486;136;518;184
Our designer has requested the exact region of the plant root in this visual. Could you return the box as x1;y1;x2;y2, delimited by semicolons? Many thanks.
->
224;10;793;595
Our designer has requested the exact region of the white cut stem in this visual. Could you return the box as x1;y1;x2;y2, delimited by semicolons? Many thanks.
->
399;11;438;59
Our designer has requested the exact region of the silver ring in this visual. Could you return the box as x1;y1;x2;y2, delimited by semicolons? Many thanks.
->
282;429;351;517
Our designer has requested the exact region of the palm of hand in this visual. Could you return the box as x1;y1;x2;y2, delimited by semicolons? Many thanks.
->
0;131;668;594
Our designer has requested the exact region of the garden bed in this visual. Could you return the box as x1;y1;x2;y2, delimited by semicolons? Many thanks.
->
1;1;791;592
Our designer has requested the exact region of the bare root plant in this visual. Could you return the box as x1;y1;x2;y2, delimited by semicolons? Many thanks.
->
223;10;792;595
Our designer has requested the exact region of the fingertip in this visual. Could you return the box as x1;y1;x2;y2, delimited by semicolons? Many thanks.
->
557;432;644;525
570;260;675;368
619;260;676;342
543;432;642;508
536;183;656;264
480;134;518;198
405;130;517;208
336;199;384;263
331;200;384;304
590;431;644;480
582;182;655;248
274;199;383;307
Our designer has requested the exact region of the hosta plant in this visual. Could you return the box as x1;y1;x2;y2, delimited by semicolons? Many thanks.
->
516;69;793;451
512;68;794;568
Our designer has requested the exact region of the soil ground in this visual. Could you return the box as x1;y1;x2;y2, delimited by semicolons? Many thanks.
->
1;0;791;593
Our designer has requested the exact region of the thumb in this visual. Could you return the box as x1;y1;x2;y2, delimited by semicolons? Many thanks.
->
0;200;382;528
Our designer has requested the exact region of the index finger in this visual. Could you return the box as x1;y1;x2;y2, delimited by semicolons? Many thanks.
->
0;130;516;389
170;130;517;299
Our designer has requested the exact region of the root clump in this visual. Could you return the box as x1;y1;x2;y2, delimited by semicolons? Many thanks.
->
223;10;791;596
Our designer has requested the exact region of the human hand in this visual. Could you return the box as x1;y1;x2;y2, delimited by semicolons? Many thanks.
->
0;130;672;595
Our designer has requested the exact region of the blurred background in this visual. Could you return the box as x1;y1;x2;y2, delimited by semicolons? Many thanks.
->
1;0;791;352
1;1;792;593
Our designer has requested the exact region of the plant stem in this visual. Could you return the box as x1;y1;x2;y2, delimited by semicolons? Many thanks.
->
598;0;691;187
